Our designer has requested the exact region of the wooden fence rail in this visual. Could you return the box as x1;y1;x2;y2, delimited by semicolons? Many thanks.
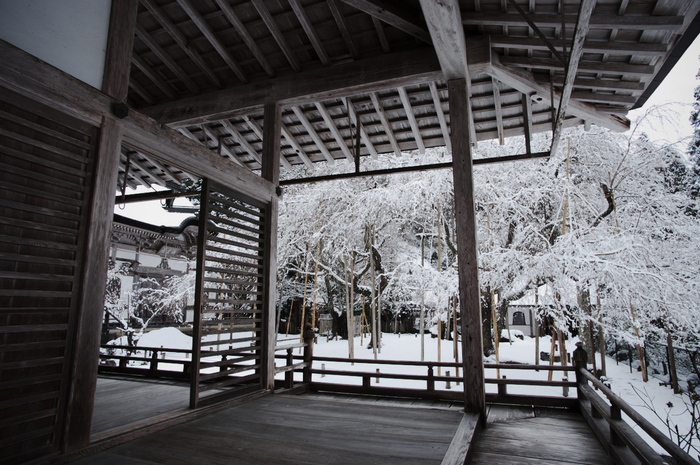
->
575;358;699;465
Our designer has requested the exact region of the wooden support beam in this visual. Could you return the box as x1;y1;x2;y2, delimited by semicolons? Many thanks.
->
341;0;432;44
176;0;247;83
200;124;246;168
498;55;655;76
291;106;335;163
550;0;595;156
489;56;630;132
141;0;221;87
397;87;425;154
213;0;275;77
369;92;402;157
315;101;355;161
143;48;442;127
63;117;123;452
279;151;551;185
420;0;477;147
522;94;533;154
372;16;390;52
429;82;451;153
289;0;330;65
448;78;485;419
102;0;139;101
461;13;684;30
262;103;281;392
490;35;668;57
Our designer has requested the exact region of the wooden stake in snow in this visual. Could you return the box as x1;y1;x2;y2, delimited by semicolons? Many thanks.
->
345;254;355;361
298;242;311;353
311;241;321;343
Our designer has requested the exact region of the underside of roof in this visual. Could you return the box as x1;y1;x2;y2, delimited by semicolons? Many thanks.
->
118;0;700;189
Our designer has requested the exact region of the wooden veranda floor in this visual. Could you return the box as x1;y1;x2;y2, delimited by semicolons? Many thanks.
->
80;378;613;465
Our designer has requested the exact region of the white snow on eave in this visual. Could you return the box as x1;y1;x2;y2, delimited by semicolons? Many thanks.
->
0;0;112;89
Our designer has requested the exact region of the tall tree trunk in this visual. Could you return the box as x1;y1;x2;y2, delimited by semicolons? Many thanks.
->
667;330;679;394
346;254;355;360
629;303;648;382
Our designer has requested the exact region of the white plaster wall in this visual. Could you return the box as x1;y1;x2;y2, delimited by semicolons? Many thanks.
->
0;0;112;89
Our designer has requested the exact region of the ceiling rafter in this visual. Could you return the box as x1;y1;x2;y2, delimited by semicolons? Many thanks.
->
175;0;248;83
243;115;293;170
550;0;595;156
490;36;668;57
220;119;263;165
327;0;359;59
428;82;451;153
141;0;221;87
344;97;378;158
499;56;656;76
341;0;432;44
250;0;301;72
369;92;402;157
397;87;425;154
213;0;275;77
372;17;390;52
291;106;336;163
289;0;331;65
281;123;314;168
461;13;684;30
314;101;355;161
200;123;246;168
134;24;199;93
132;55;176;99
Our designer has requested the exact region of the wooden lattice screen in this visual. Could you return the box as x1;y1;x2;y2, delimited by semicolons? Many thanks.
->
0;89;97;464
190;179;268;408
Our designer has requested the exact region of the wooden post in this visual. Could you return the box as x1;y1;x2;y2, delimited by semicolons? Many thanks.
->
262;101;281;391
573;342;588;403
448;78;485;418
302;324;314;386
284;348;293;388
498;376;507;397
427;364;435;392
150;351;159;375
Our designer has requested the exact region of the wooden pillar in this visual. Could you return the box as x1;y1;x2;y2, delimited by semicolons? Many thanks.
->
449;78;485;418
62;0;137;451
62;117;124;451
261;102;281;390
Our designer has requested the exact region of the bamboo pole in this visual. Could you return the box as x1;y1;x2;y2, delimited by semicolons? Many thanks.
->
361;295;366;347
368;225;378;360
597;292;606;376
452;294;460;383
311;241;321;342
345;254;355;360
420;234;426;362
491;288;500;379
285;300;294;336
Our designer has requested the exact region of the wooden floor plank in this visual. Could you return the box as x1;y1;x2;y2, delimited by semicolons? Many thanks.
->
75;392;463;465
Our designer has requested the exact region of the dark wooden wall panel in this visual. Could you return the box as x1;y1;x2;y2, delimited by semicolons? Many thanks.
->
0;89;97;465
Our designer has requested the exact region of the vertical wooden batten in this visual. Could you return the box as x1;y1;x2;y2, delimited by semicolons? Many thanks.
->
448;78;486;419
102;0;139;102
261;102;281;390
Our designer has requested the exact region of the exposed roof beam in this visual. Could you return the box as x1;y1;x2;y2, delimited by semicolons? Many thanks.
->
176;0;247;83
489;56;630;132
280;124;314;168
251;0;300;72
327;0;359;59
344;97;379;159
213;0;275;77
462;13;684;30
289;0;330;65
340;0;432;44
536;75;645;92
220;119;263;165
506;0;565;65
243;115;293;170
550;0;595;156
132;55;175;99
143;48;443;126
134;24;199;93
141;0;221;87
420;0;478;145
428;82;451;153
397;87;425;154
291;106;335;163
372;16;390;52
499;56;655;76
492;78;505;145
490;36;668;57
522;94;533;154
314;101;355;161
200;124;246;168
369;92;402;157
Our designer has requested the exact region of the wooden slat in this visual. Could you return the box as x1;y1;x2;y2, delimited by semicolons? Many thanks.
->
289;0;330;65
250;0;301;72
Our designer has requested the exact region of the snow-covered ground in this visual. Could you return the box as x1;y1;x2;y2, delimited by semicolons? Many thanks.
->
106;327;697;458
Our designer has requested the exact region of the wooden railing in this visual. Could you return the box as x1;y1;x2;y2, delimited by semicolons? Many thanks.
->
98;344;192;380
575;359;699;465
